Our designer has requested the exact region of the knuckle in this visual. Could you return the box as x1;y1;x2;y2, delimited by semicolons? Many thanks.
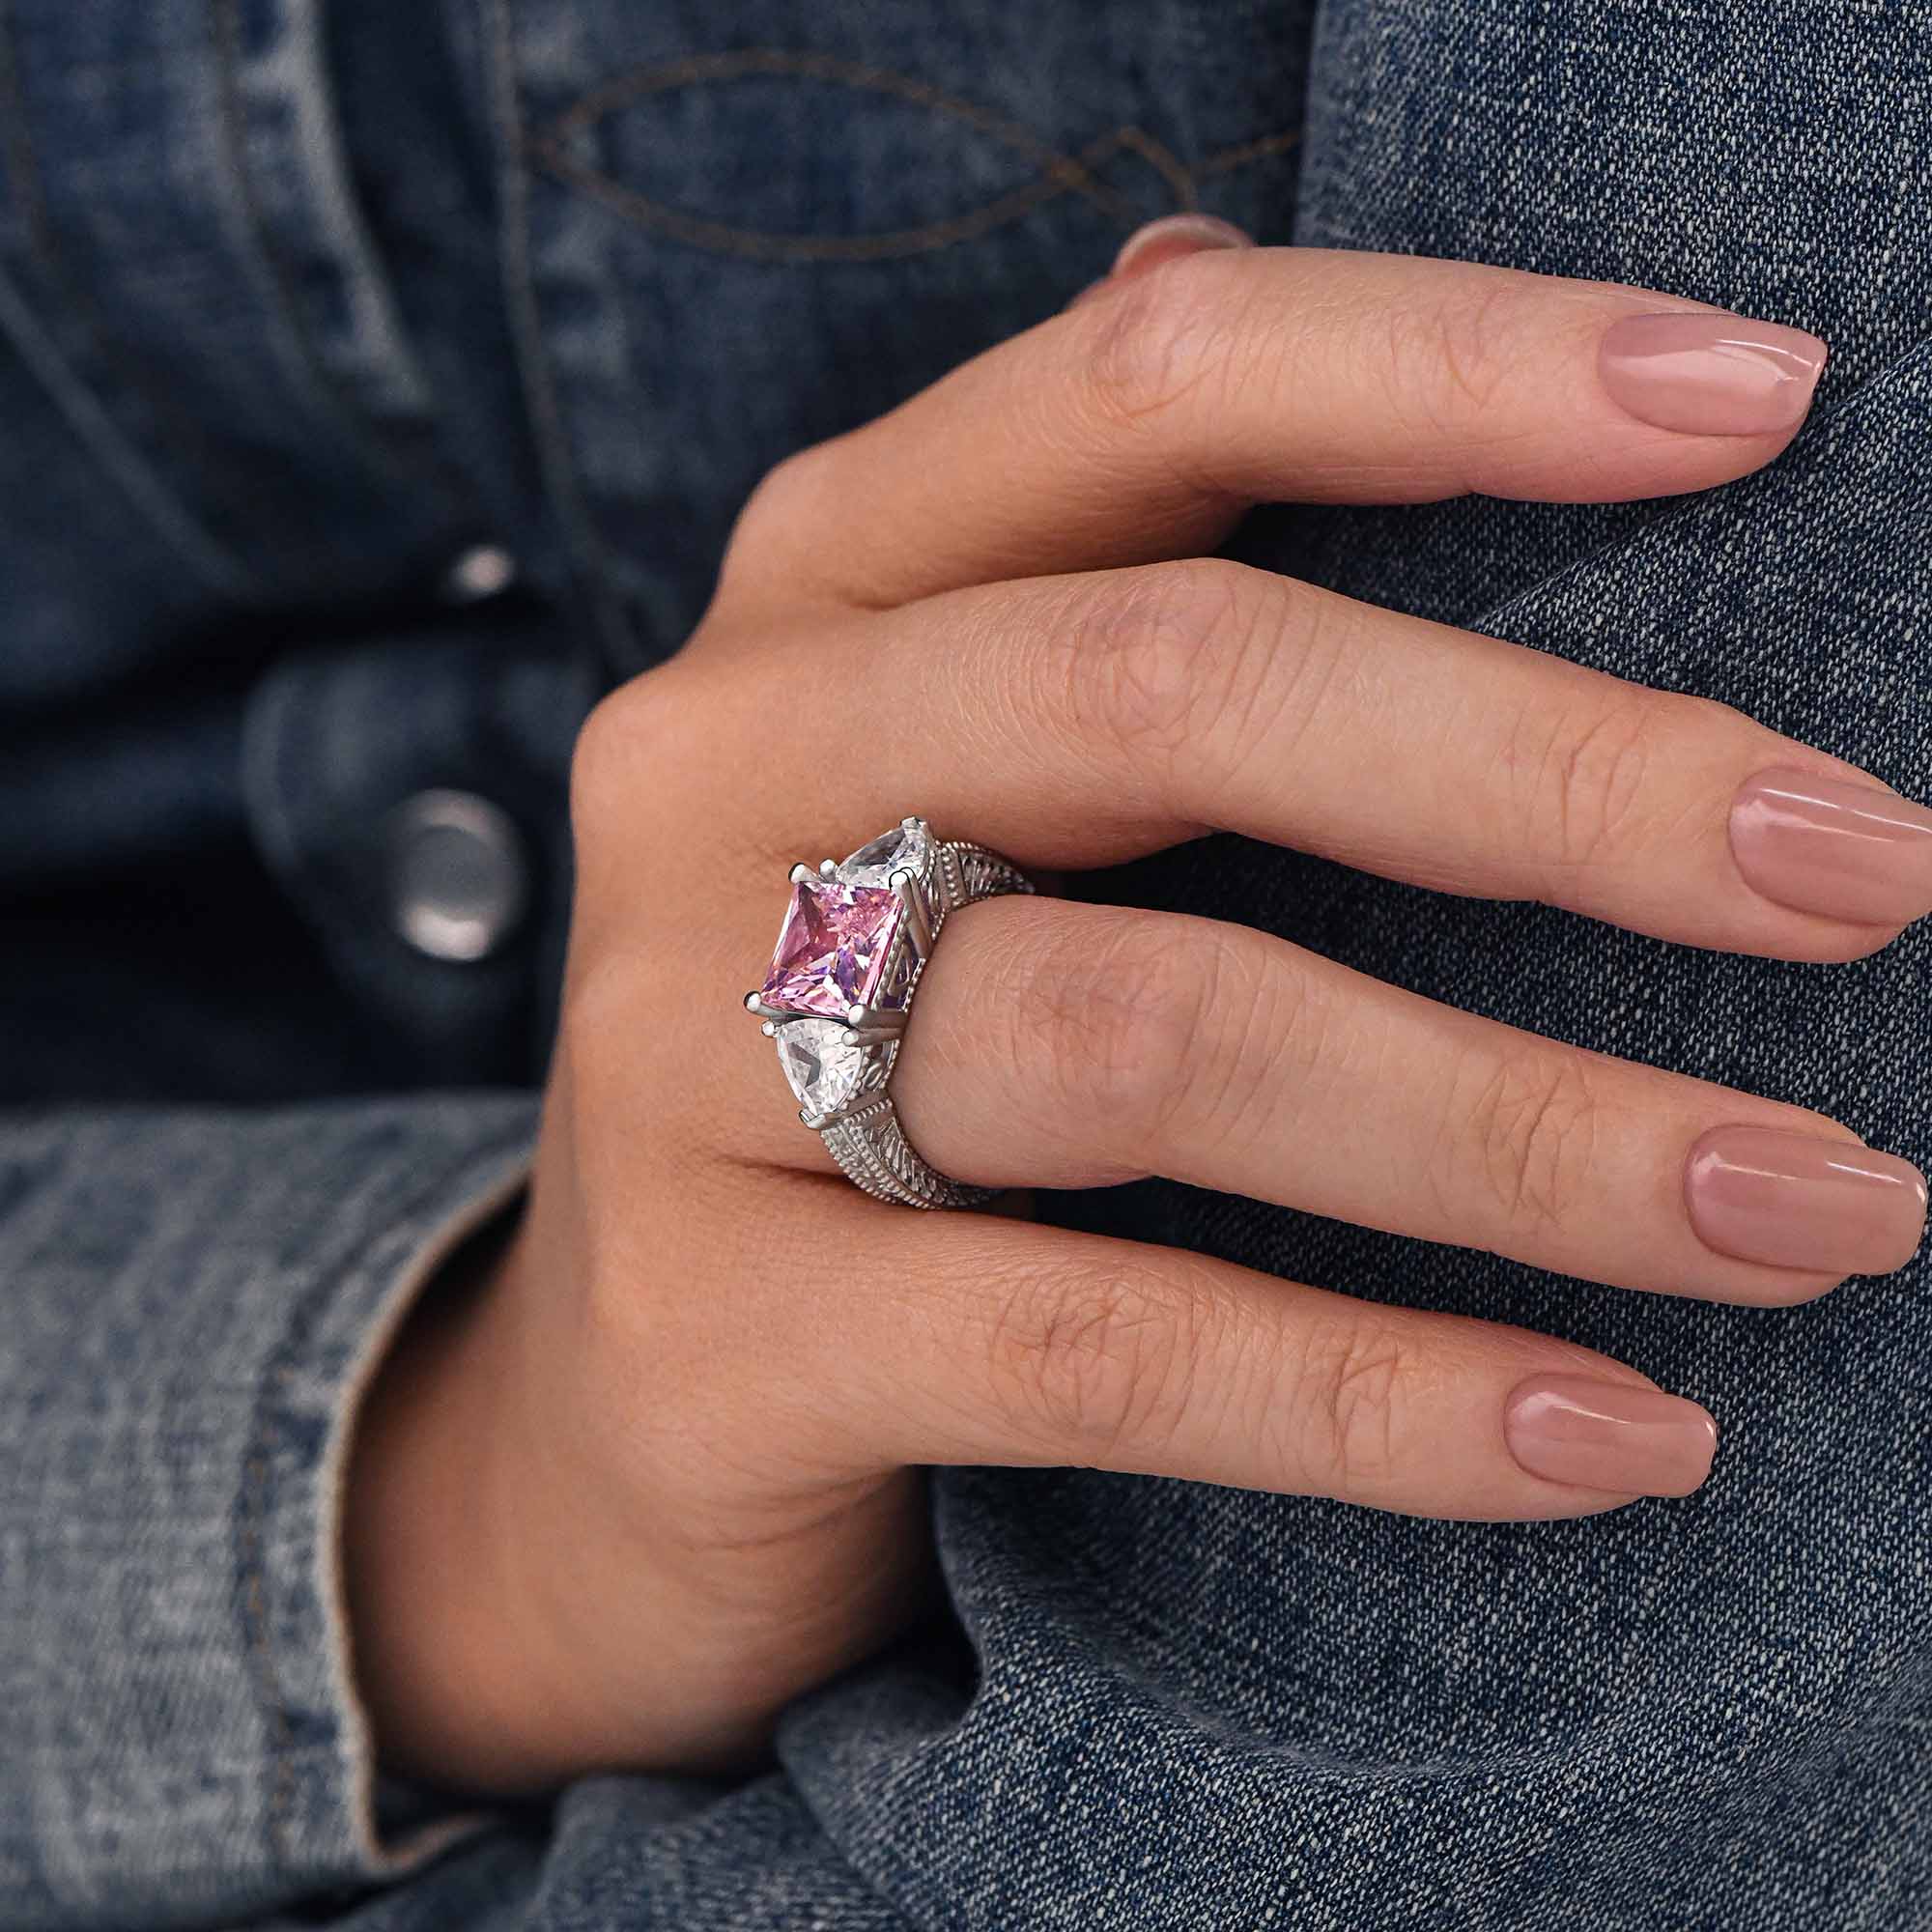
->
1516;696;1661;872
984;1260;1198;1457
1051;559;1264;775
1555;706;1658;870
1204;576;1358;777
1449;1045;1604;1236
725;441;839;562
1385;280;1525;428
1081;249;1246;433
715;441;859;611
566;665;753;931
1022;912;1228;1161
1158;926;1301;1162
1289;1318;1409;1493
569;678;666;845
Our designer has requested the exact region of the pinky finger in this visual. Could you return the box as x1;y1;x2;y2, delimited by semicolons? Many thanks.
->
847;1215;1718;1520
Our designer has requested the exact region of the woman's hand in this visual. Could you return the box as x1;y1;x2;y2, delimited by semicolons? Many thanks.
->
347;228;1929;1793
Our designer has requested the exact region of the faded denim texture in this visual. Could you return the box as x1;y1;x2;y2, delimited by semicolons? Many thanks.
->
4;1;1929;1927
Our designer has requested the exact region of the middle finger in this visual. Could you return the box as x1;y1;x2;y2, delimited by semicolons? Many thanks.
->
769;557;1932;962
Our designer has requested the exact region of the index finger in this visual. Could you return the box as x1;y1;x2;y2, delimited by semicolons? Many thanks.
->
721;246;1826;611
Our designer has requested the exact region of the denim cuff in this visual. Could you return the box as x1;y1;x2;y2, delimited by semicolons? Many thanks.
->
0;1098;536;1928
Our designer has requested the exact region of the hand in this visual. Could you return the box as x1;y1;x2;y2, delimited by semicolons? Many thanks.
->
346;227;1929;1793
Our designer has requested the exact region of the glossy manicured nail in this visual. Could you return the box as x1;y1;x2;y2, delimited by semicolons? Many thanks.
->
1730;767;1932;927
1686;1126;1927;1275
1504;1375;1718;1496
1599;311;1827;435
1110;213;1255;279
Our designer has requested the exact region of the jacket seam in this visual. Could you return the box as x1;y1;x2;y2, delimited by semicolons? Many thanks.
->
0;0;257;596
477;0;637;672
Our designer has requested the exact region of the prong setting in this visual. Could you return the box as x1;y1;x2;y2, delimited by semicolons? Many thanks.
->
757;820;1028;1206
839;1003;907;1047
892;869;933;959
800;1090;873;1131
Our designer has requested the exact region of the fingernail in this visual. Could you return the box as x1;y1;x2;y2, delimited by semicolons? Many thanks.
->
1686;1125;1928;1275
1730;767;1932;927
1110;213;1254;279
1504;1375;1718;1496
1599;311;1827;436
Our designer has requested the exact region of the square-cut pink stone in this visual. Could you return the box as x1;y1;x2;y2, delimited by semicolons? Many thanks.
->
761;877;904;1018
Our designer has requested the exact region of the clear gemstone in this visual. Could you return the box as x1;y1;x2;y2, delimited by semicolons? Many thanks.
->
839;822;931;888
761;877;903;1018
775;1018;873;1116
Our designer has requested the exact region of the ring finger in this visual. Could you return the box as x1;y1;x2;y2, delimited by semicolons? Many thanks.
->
886;893;1925;1307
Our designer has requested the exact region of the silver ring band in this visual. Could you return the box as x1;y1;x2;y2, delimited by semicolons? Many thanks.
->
745;818;1035;1208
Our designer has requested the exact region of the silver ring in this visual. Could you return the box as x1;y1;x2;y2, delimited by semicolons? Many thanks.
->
744;816;1035;1208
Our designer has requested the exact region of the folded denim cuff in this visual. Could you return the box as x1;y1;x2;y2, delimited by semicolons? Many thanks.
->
254;1118;534;1890
0;1098;536;1929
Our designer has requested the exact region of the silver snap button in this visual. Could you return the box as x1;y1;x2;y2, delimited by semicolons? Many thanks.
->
386;789;528;963
440;545;518;603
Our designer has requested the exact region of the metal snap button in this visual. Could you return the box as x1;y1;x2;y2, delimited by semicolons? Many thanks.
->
386;789;529;963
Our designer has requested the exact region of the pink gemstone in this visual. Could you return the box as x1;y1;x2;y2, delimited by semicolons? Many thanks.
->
761;877;904;1018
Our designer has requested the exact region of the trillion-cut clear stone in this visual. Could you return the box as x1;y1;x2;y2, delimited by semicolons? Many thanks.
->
774;1018;873;1116
839;822;931;888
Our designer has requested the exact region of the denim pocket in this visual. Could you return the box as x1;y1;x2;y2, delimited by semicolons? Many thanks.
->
526;48;1302;266
479;3;1312;666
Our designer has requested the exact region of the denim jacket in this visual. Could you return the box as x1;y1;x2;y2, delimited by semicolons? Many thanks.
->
8;2;1932;1927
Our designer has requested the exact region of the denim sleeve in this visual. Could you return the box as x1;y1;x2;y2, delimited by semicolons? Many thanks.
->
0;1097;537;1929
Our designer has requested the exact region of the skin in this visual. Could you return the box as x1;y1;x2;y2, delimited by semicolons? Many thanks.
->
343;238;1921;1794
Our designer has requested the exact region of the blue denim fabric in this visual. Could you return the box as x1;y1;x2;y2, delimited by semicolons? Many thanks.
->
5;0;1930;1926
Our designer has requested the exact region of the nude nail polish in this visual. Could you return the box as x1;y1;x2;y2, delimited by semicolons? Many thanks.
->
1730;768;1932;927
1109;214;1255;279
1686;1125;1928;1275
1504;1375;1718;1496
1599;311;1827;436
